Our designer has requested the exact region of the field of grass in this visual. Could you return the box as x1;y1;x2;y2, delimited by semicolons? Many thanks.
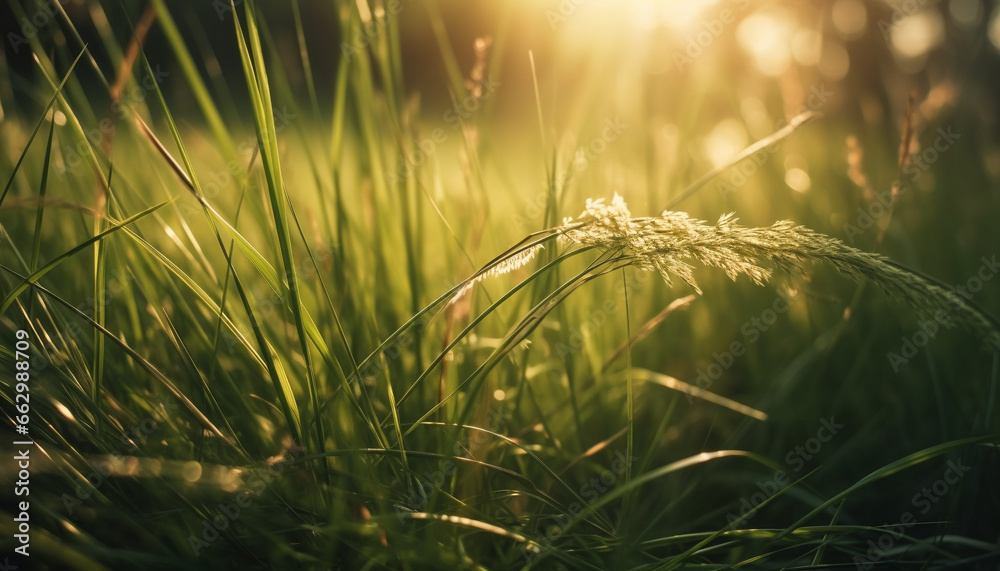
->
1;0;999;569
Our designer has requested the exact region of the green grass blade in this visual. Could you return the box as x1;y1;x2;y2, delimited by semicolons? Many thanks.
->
235;0;327;462
0;199;172;315
0;48;88;209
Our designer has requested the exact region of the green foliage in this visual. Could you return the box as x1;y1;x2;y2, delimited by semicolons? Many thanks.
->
1;1;998;570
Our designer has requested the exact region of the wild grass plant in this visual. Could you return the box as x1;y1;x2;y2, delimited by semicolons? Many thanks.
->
1;1;999;569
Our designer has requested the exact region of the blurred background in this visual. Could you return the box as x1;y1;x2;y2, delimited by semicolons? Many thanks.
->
2;0;1000;568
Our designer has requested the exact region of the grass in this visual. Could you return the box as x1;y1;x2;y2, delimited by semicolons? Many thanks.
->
1;1;999;569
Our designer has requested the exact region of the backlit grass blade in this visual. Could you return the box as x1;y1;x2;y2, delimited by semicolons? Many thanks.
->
413;255;625;433
0;199;172;315
663;111;819;210
636;368;768;421
776;434;998;540
0;263;240;452
150;0;239;165
234;0;326;460
132;40;310;446
91;163;110;430
389;241;595;415
0;48;88;209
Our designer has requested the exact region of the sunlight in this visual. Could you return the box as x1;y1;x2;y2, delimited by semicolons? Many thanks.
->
737;7;795;76
54;401;75;421
703;118;748;168
643;0;724;32
890;10;945;60
181;461;203;483
791;29;823;66
784;167;811;193
990;5;1000;51
545;0;722;46
6;1;999;566
831;0;867;40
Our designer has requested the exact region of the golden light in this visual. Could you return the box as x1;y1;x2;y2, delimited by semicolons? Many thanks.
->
181;460;203;483
548;0;723;49
792;29;823;66
54;401;76;421
819;41;850;80
123;456;140;476
890;10;945;59
784;155;811;193
737;7;795;76
703;118;748;169
222;468;243;492
784;168;811;193
950;0;983;27
147;458;162;476
45;108;67;126
831;0;868;40
651;0;725;32
990;6;1000;51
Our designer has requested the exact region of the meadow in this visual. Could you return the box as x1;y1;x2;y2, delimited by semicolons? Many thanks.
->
1;0;999;569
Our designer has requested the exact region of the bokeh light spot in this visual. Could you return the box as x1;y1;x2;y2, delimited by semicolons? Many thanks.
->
785;167;811;192
949;0;983;27
54;401;75;421
831;0;868;40
737;8;794;76
792;29;823;66
703;118;748;168
990;6;1000;51
890;10;945;59
182;461;203;483
819;41;850;79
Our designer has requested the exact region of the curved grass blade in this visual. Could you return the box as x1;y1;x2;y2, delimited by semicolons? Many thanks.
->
775;434;998;541
0;48;88;209
663;110;819;210
0;199;172;316
234;0;328;463
0;263;240;452
636;368;768;421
